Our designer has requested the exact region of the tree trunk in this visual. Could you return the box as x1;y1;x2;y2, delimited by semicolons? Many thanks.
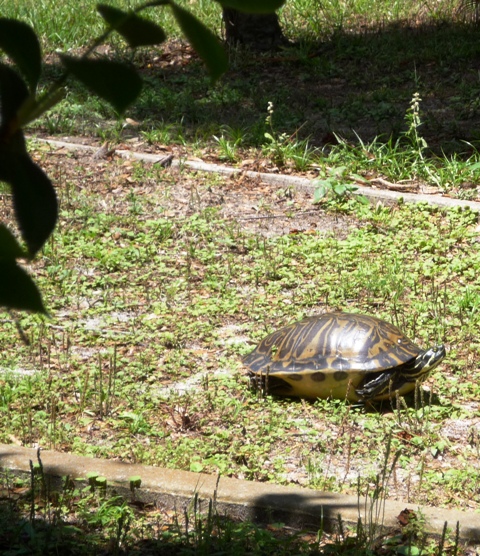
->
222;8;287;51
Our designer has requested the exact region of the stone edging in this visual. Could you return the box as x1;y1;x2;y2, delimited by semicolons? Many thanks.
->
34;137;480;212
0;444;479;544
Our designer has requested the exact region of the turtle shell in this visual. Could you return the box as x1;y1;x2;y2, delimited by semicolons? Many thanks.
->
243;312;426;401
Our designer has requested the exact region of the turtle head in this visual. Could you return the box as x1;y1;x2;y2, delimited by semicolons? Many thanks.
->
413;344;446;377
356;344;446;401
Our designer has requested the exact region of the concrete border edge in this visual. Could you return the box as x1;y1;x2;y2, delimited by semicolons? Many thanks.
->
1;444;479;544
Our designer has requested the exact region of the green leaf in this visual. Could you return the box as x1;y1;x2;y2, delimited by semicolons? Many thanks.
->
0;18;41;92
170;4;227;81
331;165;347;177
0;150;58;257
351;172;368;184
0;225;26;259
0;260;45;313
313;185;328;203
97;4;166;48
190;461;204;472
0;64;29;140
217;0;286;12
396;546;421;556
333;184;347;196
61;56;142;114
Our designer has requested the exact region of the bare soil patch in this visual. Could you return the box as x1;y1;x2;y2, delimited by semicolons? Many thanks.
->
34;141;361;239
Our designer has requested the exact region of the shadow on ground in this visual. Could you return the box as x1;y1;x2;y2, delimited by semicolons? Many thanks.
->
39;19;480;156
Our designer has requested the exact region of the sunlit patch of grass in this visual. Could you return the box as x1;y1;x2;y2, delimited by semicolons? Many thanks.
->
0;0;223;51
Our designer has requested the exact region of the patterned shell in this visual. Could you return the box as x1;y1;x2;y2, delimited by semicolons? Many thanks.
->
243;312;421;375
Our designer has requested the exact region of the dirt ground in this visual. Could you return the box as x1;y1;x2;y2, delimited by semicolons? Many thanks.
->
34;137;363;240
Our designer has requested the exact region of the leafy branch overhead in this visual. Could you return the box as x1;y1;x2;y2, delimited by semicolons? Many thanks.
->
0;0;285;314
0;23;55;314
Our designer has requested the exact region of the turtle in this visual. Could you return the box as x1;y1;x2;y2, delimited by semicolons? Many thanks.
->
243;312;446;402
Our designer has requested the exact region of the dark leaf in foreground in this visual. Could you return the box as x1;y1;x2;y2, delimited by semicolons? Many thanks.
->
170;4;227;81
0;260;45;313
97;4;166;47
0;224;26;259
0;151;58;257
0;18;41;92
0;64;29;141
61;56;143;114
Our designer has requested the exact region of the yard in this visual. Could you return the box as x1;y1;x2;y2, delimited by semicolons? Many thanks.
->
0;0;480;553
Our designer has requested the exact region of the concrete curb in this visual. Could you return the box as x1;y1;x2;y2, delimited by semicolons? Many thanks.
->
35;137;480;212
1;444;479;544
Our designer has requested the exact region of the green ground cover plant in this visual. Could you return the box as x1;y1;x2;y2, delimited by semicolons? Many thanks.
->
1;156;477;552
0;146;479;507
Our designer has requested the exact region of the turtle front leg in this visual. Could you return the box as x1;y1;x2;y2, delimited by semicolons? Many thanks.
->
355;370;401;401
